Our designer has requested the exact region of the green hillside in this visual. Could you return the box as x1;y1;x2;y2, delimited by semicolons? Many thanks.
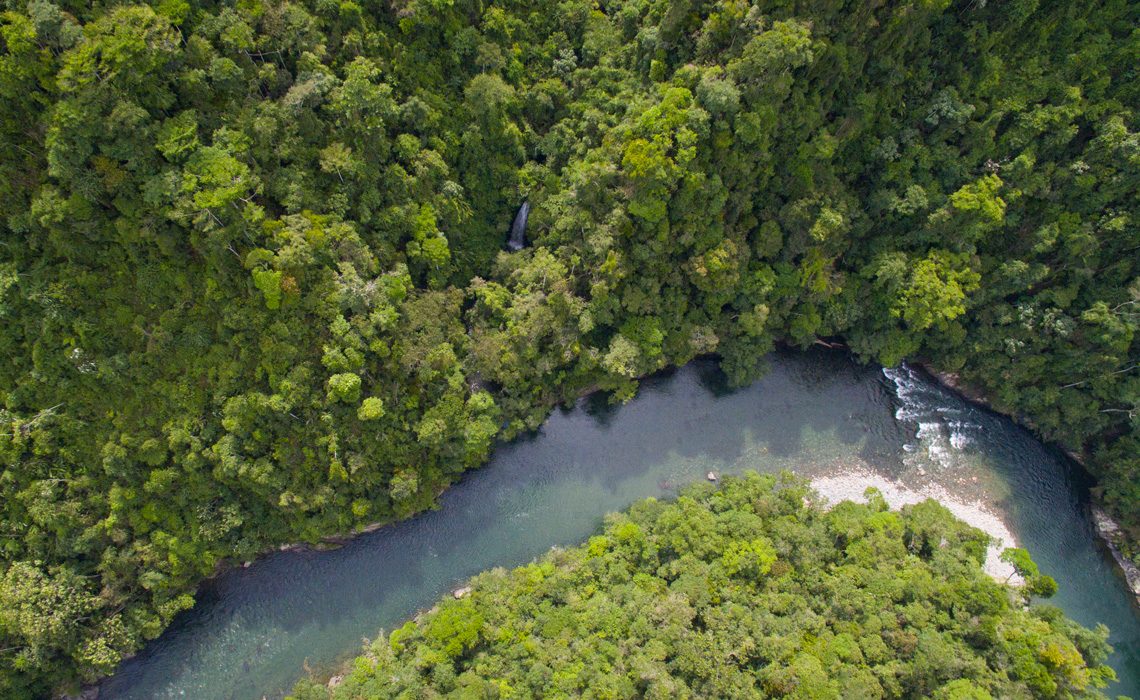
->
0;0;1136;694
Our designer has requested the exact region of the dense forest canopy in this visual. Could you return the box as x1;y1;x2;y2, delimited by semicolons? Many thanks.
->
289;474;1117;699
0;0;1136;694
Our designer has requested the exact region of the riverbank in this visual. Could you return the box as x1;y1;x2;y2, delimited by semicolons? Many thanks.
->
206;352;1140;603
913;361;1140;607
810;468;1020;582
95;352;1140;700
1093;507;1140;608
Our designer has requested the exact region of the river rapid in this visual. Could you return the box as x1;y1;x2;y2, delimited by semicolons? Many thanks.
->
101;349;1140;699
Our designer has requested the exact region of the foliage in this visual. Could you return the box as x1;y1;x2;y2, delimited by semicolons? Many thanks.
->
289;474;1116;699
0;0;1136;693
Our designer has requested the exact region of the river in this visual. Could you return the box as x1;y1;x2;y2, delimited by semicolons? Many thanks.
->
101;350;1140;699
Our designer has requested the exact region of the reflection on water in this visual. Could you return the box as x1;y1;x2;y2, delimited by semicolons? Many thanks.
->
101;350;1140;699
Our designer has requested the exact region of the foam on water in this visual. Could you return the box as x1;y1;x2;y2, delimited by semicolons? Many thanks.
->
884;365;978;472
100;353;1140;699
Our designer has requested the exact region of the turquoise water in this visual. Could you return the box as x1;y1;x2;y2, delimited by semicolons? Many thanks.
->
101;350;1140;698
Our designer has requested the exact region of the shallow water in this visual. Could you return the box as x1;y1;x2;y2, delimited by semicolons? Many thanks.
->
101;350;1140;699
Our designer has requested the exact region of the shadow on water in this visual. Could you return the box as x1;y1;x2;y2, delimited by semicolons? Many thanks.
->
578;385;621;426
102;349;1140;700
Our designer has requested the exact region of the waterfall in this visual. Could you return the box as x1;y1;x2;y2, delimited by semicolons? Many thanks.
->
508;201;529;251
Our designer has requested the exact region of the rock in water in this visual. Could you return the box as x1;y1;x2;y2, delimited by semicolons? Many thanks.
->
508;201;529;251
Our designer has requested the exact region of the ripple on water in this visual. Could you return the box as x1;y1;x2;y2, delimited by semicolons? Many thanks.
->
100;352;1140;700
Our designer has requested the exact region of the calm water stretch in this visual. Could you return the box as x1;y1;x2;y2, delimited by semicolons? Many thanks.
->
102;350;1140;699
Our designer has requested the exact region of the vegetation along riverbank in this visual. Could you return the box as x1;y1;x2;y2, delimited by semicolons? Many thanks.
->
287;474;1117;699
914;360;1140;607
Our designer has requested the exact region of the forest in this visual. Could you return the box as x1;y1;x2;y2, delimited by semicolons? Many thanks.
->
0;0;1136;695
288;473;1117;699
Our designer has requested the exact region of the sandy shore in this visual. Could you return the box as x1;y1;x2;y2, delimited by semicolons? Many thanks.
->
810;468;1019;582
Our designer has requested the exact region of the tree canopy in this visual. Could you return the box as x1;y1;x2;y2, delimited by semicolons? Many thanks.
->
0;0;1136;694
289;474;1117;699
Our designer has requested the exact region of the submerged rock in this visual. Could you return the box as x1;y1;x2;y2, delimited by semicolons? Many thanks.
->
507;201;529;251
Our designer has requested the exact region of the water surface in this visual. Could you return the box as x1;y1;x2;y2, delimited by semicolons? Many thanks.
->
102;350;1140;698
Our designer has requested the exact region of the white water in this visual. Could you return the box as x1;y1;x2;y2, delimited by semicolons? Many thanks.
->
101;353;1140;699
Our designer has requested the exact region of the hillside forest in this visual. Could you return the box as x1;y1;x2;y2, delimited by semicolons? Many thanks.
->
0;0;1137;695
